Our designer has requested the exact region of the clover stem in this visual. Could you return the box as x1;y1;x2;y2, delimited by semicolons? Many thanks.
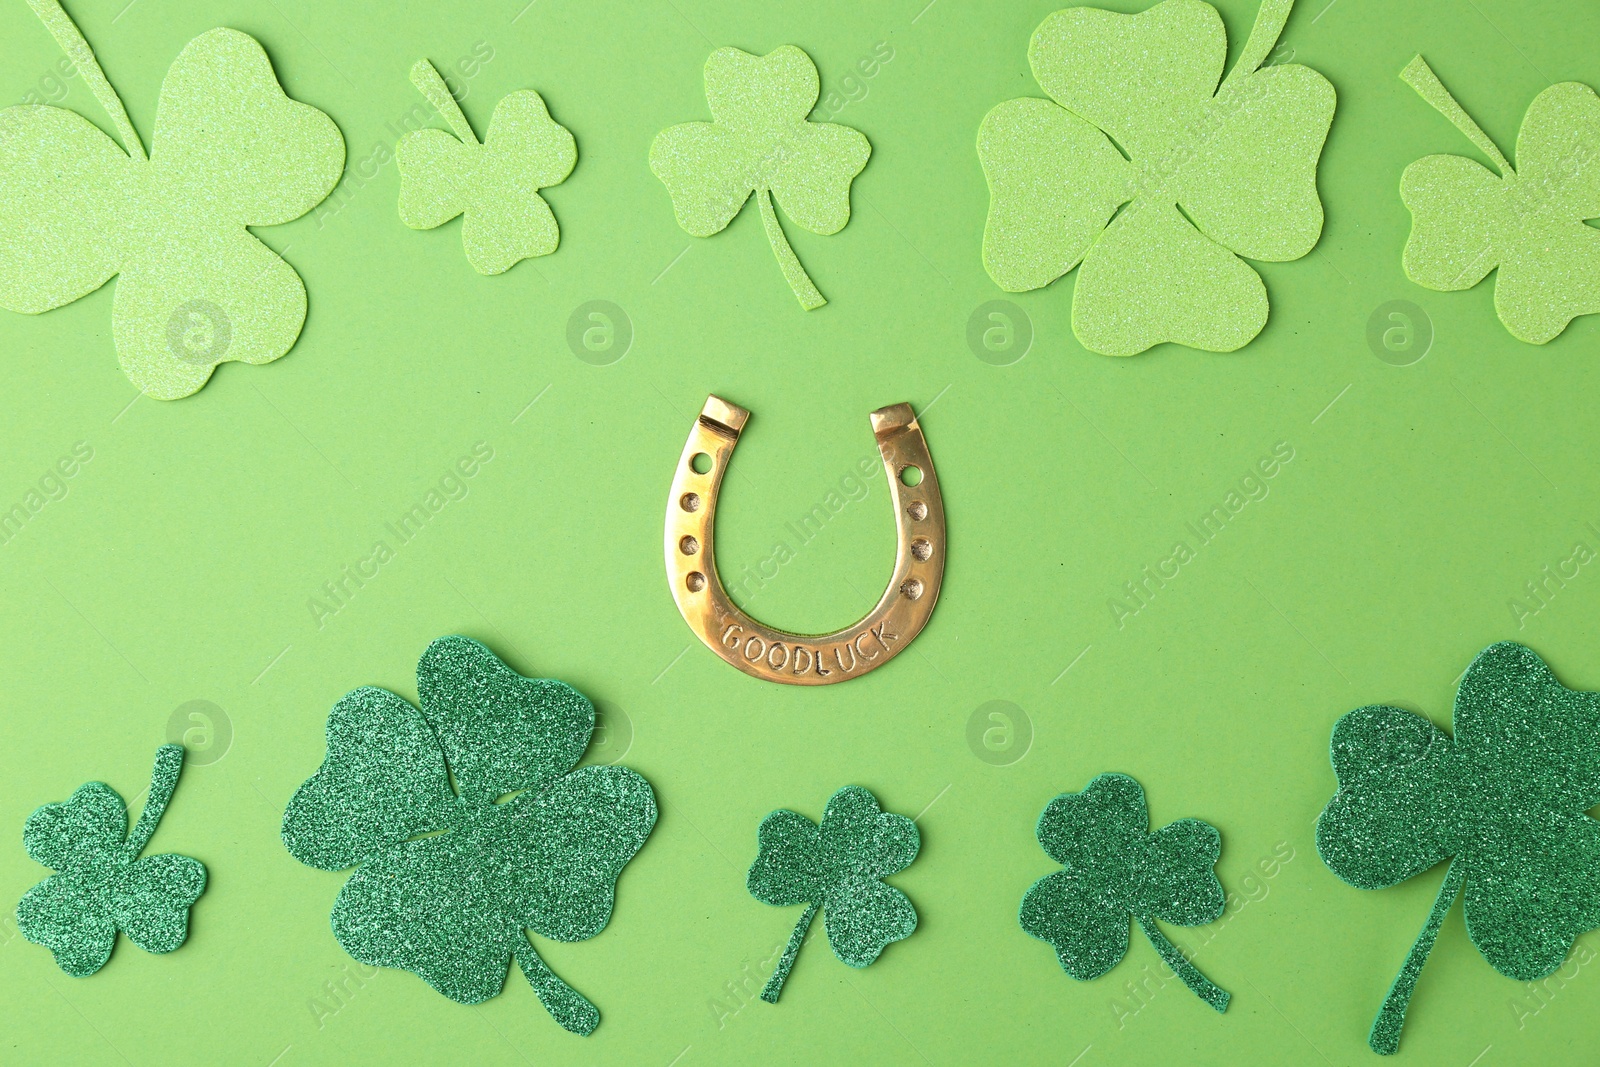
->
515;941;600;1036
26;0;146;160
125;744;184;859
1225;0;1296;88
1401;55;1515;178
756;188;827;311
1368;860;1464;1055
761;901;819;1004
409;58;480;146
1136;915;1230;1014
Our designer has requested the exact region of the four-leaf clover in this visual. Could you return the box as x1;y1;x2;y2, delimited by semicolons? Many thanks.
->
398;59;577;275
1399;56;1600;344
0;0;344;399
978;0;1334;355
746;785;919;1002
1317;642;1600;1054
650;45;871;310
17;744;206;976
281;636;656;1036
1019;773;1230;1012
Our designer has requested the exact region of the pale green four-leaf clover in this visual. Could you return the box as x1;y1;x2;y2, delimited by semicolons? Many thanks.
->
17;744;206;977
746;785;919;1002
1019;773;1230;1012
398;59;577;275
650;45;871;310
0;0;344;399
978;0;1334;355
1399;56;1600;344
1317;642;1600;1055
281;636;656;1036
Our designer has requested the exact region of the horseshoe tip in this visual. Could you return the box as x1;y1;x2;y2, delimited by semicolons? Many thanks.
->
701;395;750;434
870;402;917;437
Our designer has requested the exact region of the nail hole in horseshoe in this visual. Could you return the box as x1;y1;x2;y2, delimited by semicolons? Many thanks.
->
899;464;923;487
690;452;713;475
906;500;927;521
911;538;932;562
901;578;924;600
679;535;699;556
686;571;706;592
680;492;701;513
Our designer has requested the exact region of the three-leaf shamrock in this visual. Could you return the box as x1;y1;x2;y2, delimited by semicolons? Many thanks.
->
281;636;656;1036
17;744;206;976
746;785;919;1002
398;59;577;275
650;46;871;310
1399;56;1600;344
1019;773;1230;1012
0;0;344;399
978;0;1334;355
1317;642;1600;1055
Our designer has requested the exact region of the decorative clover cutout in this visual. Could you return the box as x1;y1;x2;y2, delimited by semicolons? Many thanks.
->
17;744;206;977
0;0;344;399
281;636;656;1036
1019;773;1230;1012
746;785;919;1002
649;45;871;310
1399;56;1600;344
978;0;1334;355
1317;642;1600;1054
397;59;577;275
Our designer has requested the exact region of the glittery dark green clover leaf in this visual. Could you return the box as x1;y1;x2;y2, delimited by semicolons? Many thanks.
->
397;59;576;275
17;744;206;977
281;635;657;1036
1317;642;1600;1055
977;0;1334;355
746;785;919;1002
1399;57;1600;344
1019;773;1230;1013
649;45;871;310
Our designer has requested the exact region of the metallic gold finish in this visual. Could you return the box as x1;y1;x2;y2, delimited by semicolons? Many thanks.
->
665;395;946;685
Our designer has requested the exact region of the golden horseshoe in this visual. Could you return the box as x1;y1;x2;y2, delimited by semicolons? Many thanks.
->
665;395;945;685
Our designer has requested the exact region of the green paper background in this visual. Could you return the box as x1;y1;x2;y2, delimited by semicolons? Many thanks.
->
2;0;1598;1062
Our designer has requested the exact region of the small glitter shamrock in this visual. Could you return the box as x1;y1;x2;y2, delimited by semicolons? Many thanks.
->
17;744;206;977
282;636;655;1036
1019;773;1230;1013
977;0;1334;355
649;45;871;310
1399;56;1600;344
1317;642;1600;1055
397;59;576;275
746;785;919;1002
0;0;343;399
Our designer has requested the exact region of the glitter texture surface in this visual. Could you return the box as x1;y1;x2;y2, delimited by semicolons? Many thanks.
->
1316;641;1600;1054
977;0;1334;356
397;59;576;275
1018;773;1230;1013
1400;56;1600;344
281;635;656;1036
0;1;343;399
649;45;871;309
16;744;206;977
746;785;919;1003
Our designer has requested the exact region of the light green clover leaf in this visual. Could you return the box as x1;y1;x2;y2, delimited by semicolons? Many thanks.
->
0;0;344;399
17;745;206;977
978;0;1334;356
649;45;871;310
398;60;577;275
1317;642;1600;1054
746;785;919;1002
282;636;656;1036
1399;56;1600;344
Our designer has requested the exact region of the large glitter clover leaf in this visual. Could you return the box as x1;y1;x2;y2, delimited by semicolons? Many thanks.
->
978;0;1334;356
649;45;871;310
398;59;576;275
281;636;657;1036
746;786;919;1003
1019;774;1230;1013
1317;642;1600;1055
1399;57;1600;344
17;744;206;977
0;0;343;399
